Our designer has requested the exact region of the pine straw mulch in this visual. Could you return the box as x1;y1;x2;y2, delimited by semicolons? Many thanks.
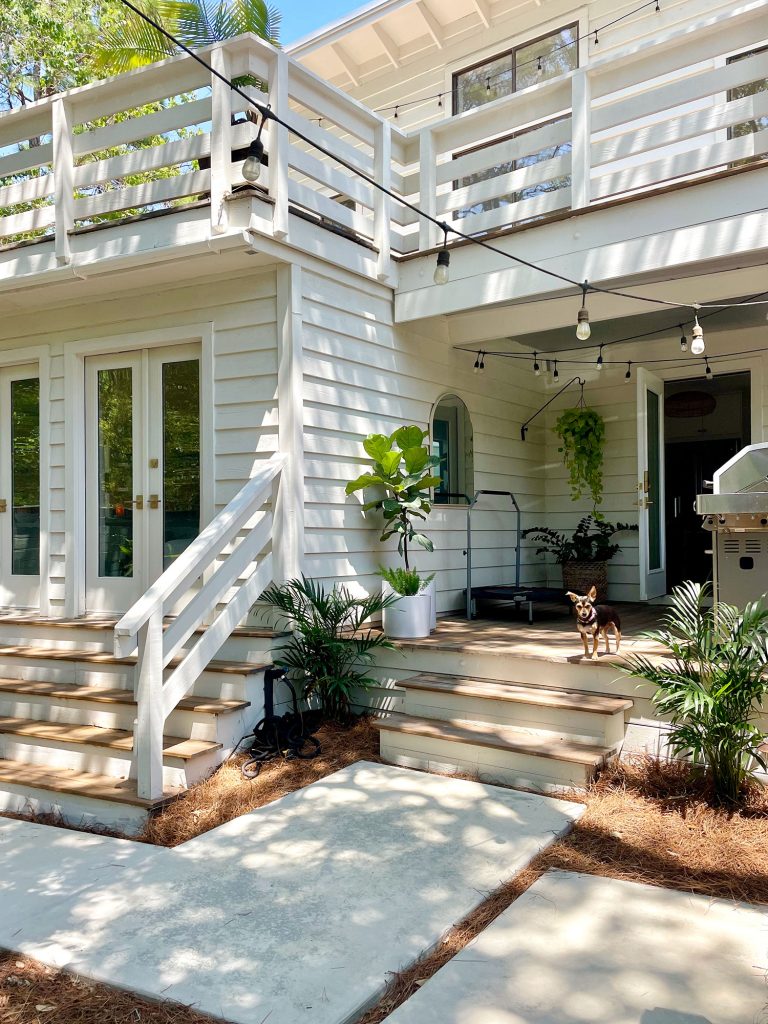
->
3;747;768;1024
356;755;768;1024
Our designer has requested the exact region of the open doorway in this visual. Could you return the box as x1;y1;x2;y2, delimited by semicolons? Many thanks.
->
664;372;751;591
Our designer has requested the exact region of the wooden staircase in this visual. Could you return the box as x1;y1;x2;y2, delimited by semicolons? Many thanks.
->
375;672;633;793
0;616;282;833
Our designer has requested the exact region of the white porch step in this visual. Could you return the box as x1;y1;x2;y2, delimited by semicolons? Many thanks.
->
398;673;632;748
0;756;180;835
0;715;221;789
0;678;251;744
376;713;612;793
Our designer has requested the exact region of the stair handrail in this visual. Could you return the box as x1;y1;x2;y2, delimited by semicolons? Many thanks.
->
116;452;285;800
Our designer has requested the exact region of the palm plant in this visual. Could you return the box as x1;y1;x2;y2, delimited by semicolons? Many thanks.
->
96;0;281;75
623;581;768;804
259;576;397;721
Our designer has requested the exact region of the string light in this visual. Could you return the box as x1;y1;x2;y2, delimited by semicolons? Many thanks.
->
473;352;481;373
434;224;450;285
625;361;632;380
533;352;540;376
479;351;486;373
594;28;599;45
576;281;591;340
596;346;604;371
437;93;443;108
679;326;688;352
691;309;705;355
705;357;712;379
241;109;269;182
394;105;399;119
553;360;559;381
486;76;491;95
537;55;543;72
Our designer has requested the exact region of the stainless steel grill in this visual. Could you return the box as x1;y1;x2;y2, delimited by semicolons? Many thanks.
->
696;443;768;606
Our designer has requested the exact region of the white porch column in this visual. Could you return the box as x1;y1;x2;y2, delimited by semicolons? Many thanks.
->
210;46;233;235
52;98;74;266
274;263;305;582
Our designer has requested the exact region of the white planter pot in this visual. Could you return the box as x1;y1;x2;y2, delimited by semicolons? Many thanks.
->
381;583;432;639
423;576;437;632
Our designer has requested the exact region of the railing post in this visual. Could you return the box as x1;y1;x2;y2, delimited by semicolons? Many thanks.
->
134;609;165;801
418;127;439;251
373;119;392;281
269;50;290;241
52;97;74;266
571;68;592;210
210;46;233;235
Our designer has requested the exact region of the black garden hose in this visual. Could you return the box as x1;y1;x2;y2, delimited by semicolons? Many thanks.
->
239;672;321;779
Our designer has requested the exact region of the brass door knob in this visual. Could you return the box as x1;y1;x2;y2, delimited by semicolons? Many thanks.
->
134;495;144;510
149;494;161;509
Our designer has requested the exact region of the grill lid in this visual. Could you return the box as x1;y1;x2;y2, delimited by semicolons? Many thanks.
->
697;444;768;518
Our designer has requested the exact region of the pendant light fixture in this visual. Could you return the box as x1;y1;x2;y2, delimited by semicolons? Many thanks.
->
434;224;450;285
576;281;591;340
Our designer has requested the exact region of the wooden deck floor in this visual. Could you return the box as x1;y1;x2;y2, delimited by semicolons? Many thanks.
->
395;603;667;665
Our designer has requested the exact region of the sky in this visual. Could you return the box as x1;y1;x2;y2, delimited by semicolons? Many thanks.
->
281;1;365;45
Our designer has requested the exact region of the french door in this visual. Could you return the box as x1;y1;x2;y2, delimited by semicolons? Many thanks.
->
85;345;201;613
0;365;41;608
637;368;667;600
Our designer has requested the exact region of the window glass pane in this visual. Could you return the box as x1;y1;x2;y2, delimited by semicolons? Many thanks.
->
647;389;662;572
515;25;578;91
11;378;40;576
163;359;200;571
455;53;513;115
98;367;134;578
432;396;473;504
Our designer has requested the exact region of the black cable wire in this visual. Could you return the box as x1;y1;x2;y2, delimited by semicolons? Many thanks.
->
374;0;662;116
114;0;764;316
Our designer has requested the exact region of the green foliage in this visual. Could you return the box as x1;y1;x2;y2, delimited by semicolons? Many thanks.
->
555;407;606;512
623;581;768;804
379;566;434;597
95;0;282;75
259;576;397;721
346;426;441;571
523;515;635;564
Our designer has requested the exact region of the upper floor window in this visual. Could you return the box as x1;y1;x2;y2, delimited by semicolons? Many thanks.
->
453;23;579;116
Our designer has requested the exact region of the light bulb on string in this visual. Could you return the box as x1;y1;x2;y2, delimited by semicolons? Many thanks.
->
625;361;632;380
478;351;486;374
690;307;705;355
486;77;491;95
705;357;712;379
679;326;688;352
576;281;591;340
533;352;540;376
596;346;604;371
437;93;443;109
434;224;450;285
537;56;543;72
473;352;481;374
553;360;559;382
241;108;270;182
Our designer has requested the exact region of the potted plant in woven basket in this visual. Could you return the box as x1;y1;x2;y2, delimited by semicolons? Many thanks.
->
522;516;636;601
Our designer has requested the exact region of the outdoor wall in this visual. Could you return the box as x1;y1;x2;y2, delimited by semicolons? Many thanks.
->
0;266;279;615
299;264;549;613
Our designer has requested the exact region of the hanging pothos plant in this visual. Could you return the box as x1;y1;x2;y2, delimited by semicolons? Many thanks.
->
555;406;606;512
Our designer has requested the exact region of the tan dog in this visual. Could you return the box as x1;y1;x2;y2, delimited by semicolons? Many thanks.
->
566;586;622;661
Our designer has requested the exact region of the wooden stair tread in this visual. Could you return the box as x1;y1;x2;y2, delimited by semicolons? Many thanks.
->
0;644;267;675
0;716;221;759
0;677;249;714
0;756;181;808
399;672;633;715
0;614;285;639
375;713;609;766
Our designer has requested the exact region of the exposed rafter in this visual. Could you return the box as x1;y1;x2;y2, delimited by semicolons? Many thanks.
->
331;42;361;87
372;22;400;68
470;0;492;29
415;1;444;50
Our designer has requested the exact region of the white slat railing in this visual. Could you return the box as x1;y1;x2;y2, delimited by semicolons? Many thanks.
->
114;453;284;800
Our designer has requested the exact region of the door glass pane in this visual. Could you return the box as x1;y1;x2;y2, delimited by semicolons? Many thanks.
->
98;367;134;578
647;389;661;572
11;378;40;576
163;359;200;571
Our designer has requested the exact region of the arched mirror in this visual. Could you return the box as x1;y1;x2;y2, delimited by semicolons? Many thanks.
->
431;394;474;504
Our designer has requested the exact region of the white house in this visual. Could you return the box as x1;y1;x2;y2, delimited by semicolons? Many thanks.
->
0;0;765;827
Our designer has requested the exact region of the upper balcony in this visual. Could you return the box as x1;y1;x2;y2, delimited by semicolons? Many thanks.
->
0;0;766;319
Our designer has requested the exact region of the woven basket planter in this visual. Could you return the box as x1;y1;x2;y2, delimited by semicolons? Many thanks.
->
562;560;608;602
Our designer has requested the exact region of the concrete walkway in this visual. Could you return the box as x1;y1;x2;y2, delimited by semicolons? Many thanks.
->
0;762;582;1024
385;870;768;1024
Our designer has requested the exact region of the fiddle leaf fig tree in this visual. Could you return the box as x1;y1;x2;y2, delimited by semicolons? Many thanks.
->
346;426;441;570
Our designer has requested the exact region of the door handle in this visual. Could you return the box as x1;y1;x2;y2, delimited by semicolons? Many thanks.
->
149;494;161;509
0;499;6;513
133;495;144;510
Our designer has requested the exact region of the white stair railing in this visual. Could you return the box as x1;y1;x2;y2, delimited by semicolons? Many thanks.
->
114;453;285;800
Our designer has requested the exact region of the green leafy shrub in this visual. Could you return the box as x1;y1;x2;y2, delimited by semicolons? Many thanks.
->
379;566;435;596
624;581;768;805
523;516;634;564
260;576;397;721
346;426;441;570
555;407;606;511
